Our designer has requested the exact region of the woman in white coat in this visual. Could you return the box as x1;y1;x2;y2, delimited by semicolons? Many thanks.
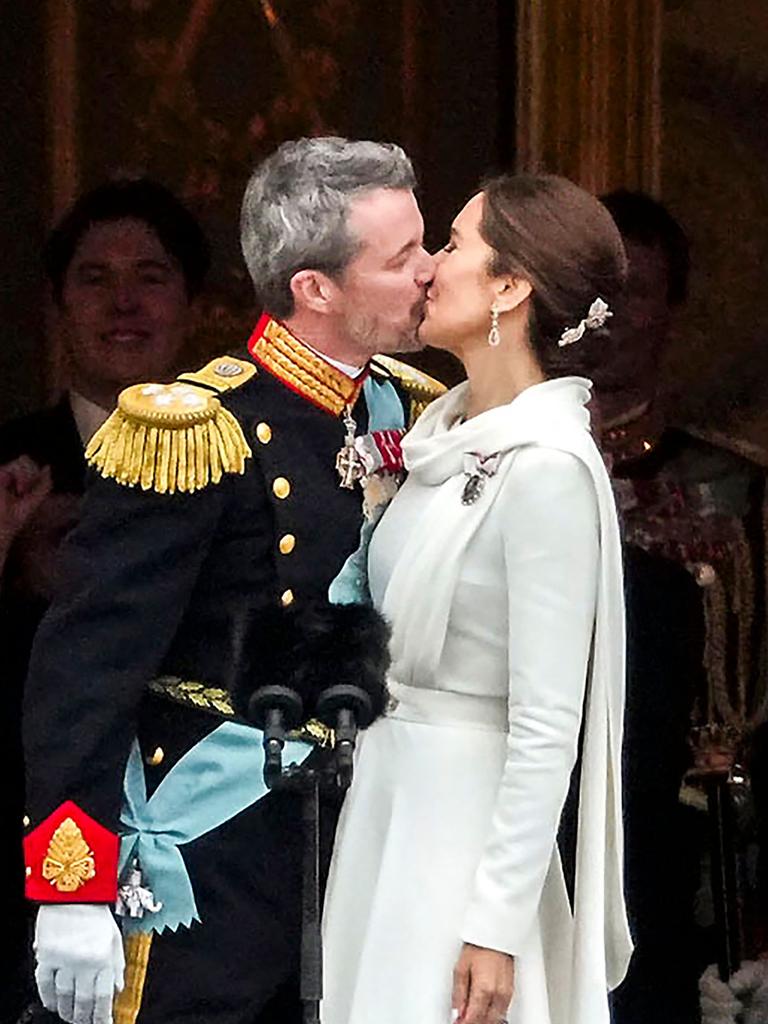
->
322;174;634;1024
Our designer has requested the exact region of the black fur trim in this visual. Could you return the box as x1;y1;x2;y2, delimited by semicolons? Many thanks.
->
229;601;391;728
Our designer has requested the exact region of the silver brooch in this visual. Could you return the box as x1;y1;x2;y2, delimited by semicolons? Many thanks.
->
461;451;501;505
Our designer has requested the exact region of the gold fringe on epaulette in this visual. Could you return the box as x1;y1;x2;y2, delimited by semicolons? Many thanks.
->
86;405;251;494
409;397;432;425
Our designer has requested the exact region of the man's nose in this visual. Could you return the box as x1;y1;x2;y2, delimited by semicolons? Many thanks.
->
111;281;140;311
415;248;436;286
109;276;143;311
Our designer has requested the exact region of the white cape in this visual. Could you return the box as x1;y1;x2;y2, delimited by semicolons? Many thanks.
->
380;378;633;1017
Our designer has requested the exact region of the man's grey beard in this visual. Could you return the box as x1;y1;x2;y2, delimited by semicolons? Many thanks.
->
347;298;427;357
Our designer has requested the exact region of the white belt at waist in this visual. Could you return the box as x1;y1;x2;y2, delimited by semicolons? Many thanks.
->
385;680;507;732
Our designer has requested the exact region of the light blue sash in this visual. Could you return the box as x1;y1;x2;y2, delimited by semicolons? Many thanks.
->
119;723;312;934
362;373;406;433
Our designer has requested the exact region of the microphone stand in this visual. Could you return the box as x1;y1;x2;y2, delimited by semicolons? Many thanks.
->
251;685;370;1024
262;756;342;1024
301;767;322;1024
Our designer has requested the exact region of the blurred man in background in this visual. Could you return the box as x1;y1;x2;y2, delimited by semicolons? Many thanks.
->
597;190;767;1024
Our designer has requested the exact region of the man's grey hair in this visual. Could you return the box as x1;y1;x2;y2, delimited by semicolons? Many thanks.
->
240;136;416;318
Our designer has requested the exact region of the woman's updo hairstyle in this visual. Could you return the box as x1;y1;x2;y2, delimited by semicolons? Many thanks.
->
480;174;628;377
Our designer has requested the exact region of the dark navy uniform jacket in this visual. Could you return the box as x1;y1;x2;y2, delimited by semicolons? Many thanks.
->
21;317;442;1023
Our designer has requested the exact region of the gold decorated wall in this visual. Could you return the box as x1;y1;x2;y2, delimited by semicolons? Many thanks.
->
514;0;768;450
1;0;507;419
516;0;663;195
2;3;767;443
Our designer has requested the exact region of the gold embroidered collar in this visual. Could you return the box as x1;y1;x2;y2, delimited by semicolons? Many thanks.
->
247;314;366;416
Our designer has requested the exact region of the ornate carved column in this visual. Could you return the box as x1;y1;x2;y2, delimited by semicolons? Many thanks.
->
516;0;663;195
47;0;79;220
45;0;79;395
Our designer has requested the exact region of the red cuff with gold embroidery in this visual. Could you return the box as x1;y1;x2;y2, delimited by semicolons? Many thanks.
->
24;800;119;903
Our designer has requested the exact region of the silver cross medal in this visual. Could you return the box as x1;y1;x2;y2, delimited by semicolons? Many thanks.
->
336;405;366;489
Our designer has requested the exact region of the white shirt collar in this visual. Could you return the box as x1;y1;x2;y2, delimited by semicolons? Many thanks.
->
69;392;111;446
303;343;365;379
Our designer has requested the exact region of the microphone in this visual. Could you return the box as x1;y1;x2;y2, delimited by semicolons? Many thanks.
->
314;683;377;789
247;684;304;787
229;601;391;790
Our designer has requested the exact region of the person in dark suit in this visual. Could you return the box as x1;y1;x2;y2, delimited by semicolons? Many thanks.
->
0;178;210;1024
595;191;768;1023
22;137;441;1024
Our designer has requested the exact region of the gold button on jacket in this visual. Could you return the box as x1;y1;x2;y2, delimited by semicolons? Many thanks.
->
273;477;291;499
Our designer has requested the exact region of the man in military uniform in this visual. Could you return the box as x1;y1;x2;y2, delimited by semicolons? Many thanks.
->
22;137;441;1024
594;191;768;1023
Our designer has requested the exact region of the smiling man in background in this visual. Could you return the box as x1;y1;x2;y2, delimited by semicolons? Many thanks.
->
0;178;210;1024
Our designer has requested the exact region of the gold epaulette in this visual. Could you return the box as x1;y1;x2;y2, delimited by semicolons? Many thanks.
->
86;357;256;494
371;355;447;425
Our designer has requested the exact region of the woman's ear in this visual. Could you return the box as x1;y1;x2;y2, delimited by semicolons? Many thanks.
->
493;276;532;315
289;269;339;315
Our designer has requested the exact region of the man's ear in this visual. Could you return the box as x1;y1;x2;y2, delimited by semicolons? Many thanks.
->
289;269;340;315
493;276;532;315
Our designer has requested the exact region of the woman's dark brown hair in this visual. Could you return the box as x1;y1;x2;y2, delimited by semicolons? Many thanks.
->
480;174;628;377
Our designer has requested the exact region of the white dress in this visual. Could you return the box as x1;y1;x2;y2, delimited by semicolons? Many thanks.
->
321;378;633;1024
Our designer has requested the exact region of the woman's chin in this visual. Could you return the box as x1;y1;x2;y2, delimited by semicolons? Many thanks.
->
417;316;446;351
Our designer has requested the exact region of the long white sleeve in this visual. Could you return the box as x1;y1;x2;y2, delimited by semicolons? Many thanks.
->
462;446;599;954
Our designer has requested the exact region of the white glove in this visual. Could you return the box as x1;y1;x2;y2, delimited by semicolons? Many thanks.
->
34;904;125;1024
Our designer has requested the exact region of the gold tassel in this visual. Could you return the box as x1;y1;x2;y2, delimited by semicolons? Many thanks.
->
113;932;153;1024
732;523;754;724
86;383;252;495
703;573;733;724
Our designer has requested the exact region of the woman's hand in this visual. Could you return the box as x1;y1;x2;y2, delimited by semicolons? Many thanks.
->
451;943;515;1024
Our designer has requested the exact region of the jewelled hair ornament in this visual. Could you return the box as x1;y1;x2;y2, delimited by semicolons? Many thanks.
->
557;297;612;348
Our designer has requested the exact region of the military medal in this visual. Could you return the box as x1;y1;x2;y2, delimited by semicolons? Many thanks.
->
336;405;366;489
115;859;163;919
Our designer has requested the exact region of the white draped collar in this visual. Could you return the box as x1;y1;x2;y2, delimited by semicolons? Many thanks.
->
402;376;593;485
